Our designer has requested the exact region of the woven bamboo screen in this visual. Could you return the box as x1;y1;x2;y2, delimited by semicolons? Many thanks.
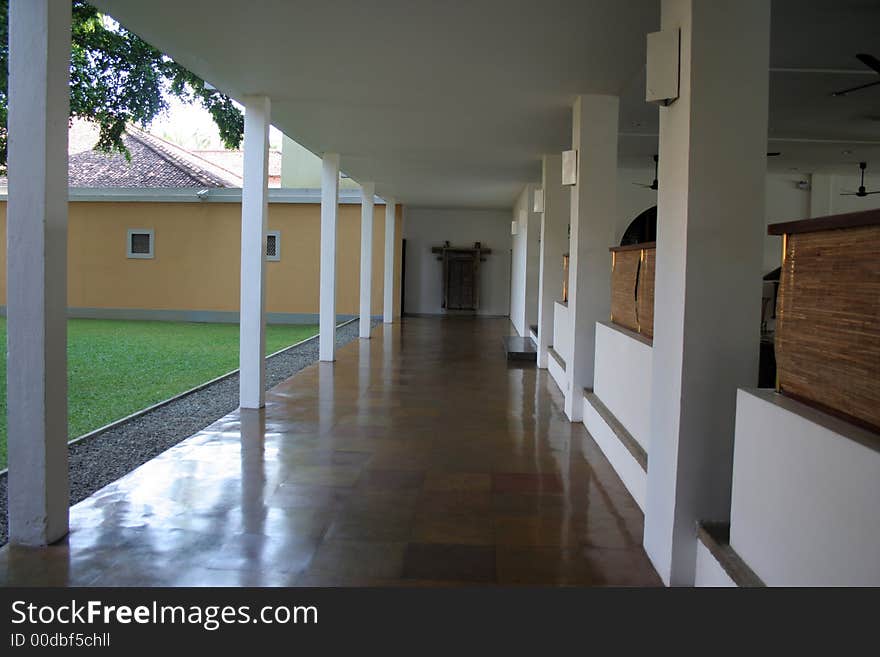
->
638;248;656;339
775;225;880;432
611;249;640;331
610;243;655;339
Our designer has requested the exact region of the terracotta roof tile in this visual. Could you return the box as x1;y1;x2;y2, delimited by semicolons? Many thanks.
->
1;120;244;188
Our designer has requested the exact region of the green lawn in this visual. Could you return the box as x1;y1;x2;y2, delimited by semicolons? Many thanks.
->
0;319;319;469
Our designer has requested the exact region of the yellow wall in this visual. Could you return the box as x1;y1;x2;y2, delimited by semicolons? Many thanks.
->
0;200;403;319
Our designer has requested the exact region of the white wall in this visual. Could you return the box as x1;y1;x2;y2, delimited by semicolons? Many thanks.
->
763;172;811;273
583;393;648;510
509;184;541;336
810;171;880;219
403;207;511;316
616;166;660;244
593;322;653;452
694;540;738;587
280;135;359;189
616;168;868;276
552;301;570;364
730;389;880;586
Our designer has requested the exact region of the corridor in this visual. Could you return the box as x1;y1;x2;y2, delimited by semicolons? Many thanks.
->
0;317;660;586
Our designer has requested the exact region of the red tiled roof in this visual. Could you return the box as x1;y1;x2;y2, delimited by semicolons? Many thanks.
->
67;124;242;188
1;120;245;188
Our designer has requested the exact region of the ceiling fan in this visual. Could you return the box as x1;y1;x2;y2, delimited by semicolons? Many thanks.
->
633;154;658;190
841;162;879;197
831;54;880;96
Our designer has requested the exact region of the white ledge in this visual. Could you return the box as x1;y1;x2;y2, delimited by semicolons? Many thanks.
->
740;388;879;454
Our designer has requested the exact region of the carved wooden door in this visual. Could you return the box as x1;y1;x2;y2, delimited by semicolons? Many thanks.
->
447;253;477;310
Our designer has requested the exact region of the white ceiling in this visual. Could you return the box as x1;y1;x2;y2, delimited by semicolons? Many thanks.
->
91;0;880;207
619;0;880;176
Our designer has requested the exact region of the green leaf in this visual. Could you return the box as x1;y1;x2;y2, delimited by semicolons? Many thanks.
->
0;0;244;175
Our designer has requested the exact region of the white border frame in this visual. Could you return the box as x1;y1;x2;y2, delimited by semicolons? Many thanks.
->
126;228;154;259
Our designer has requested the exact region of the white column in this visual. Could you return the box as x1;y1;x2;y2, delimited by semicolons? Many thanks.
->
359;182;375;338
536;153;570;369
563;95;619;421
7;0;71;546
320;153;340;361
239;96;270;409
643;0;770;586
523;187;542;334
383;198;396;323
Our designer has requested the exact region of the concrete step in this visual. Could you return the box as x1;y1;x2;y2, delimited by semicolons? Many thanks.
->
502;335;537;362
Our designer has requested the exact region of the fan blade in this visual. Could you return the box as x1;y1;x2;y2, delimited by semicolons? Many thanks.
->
632;183;652;188
864;190;880;195
767;152;781;157
856;53;880;74
832;79;880;96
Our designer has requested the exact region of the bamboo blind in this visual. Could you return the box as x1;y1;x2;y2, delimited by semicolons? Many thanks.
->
611;249;640;332
775;225;880;432
638;248;656;339
610;244;656;338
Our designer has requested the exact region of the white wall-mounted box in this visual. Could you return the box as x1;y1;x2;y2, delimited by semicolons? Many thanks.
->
511;219;518;235
562;150;577;186
533;188;544;213
646;28;680;105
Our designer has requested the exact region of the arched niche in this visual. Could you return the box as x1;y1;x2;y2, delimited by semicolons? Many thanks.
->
620;205;657;246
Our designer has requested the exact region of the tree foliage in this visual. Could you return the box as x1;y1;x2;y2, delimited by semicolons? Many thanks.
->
0;0;244;174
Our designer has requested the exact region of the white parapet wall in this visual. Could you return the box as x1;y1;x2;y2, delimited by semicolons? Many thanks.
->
730;388;880;586
548;350;566;394
593;321;652;451
580;321;652;511
694;540;738;587
582;392;647;511
552;301;570;363
548;301;570;393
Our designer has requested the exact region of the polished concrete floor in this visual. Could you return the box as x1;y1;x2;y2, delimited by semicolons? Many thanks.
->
0;317;660;586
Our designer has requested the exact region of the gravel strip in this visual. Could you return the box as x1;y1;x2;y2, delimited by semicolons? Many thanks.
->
0;320;371;547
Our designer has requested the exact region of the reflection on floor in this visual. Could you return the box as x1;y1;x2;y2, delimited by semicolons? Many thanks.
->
0;317;661;587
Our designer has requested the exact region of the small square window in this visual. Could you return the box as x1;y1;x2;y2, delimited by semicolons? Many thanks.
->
266;230;281;261
127;229;154;259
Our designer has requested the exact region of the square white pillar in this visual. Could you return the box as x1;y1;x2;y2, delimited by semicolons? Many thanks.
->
320;153;340;361
239;96;271;409
359;182;375;338
643;0;770;586
383;198;396;323
564;95;619;421
536;153;570;369
510;183;542;338
7;0;71;546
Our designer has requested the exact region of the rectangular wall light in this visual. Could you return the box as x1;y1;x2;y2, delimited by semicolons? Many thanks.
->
562;150;577;186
